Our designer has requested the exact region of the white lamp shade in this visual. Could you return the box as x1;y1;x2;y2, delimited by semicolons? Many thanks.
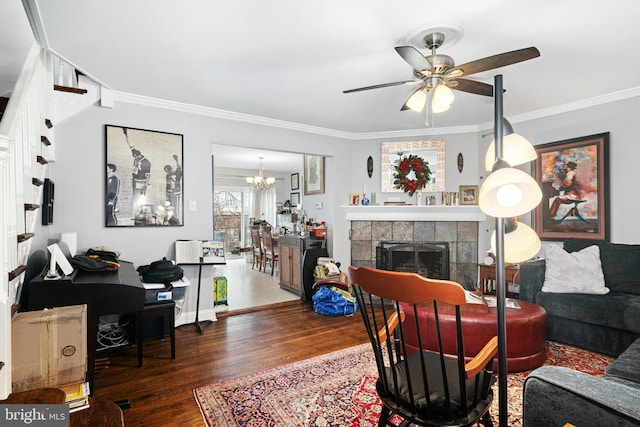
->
485;132;537;171
406;89;427;112
266;177;276;185
479;167;542;218
433;84;455;107
491;221;541;263
245;177;253;184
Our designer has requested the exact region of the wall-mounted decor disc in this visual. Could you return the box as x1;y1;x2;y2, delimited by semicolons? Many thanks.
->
367;156;373;178
457;152;464;173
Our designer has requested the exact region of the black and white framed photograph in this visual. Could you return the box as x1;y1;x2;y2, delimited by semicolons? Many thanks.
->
291;172;300;190
105;125;184;227
290;192;300;206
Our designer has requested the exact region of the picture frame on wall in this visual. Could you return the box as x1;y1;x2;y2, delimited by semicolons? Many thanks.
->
380;140;446;193
534;132;609;241
290;192;300;206
105;124;184;227
459;185;478;205
291;172;299;190
304;155;325;195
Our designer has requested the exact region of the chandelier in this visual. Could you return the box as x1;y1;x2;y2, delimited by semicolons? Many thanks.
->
245;157;276;190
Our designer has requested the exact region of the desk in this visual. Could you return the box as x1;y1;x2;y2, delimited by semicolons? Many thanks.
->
478;263;520;296
24;261;144;391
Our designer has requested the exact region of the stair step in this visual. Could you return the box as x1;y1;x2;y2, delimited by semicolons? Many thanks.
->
8;265;27;282
36;155;48;165
53;84;88;95
32;177;44;186
0;97;8;121
17;233;34;243
45;118;53;128
41;135;51;146
24;204;39;211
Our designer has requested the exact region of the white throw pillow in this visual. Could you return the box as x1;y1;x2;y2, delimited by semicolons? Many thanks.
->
542;244;609;294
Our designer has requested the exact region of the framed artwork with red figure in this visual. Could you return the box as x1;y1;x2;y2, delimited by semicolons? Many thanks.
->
534;132;609;241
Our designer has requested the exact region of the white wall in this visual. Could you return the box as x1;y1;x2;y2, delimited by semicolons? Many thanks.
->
49;101;351;320
48;94;640;317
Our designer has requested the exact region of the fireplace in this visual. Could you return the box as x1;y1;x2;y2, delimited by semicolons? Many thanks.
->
376;241;449;280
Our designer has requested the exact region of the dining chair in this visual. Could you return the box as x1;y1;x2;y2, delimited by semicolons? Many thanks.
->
261;230;279;276
250;226;263;271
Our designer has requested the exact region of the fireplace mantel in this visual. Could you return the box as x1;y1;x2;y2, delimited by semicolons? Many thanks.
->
341;205;486;222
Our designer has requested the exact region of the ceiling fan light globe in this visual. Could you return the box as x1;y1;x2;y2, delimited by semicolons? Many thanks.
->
431;101;450;113
406;89;427;112
433;84;455;107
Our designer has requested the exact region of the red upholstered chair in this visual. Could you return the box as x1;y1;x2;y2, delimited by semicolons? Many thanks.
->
348;266;498;427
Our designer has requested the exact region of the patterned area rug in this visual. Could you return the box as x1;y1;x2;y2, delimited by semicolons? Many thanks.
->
194;341;614;427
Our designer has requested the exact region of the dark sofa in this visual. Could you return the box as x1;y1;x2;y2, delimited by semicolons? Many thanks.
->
520;239;640;356
523;338;640;426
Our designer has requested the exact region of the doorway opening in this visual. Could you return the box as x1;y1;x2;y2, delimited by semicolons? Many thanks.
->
213;189;251;259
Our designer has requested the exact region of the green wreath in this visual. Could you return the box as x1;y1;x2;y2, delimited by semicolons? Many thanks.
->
393;153;431;197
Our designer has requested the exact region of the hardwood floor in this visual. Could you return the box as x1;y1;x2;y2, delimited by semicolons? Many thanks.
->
93;301;369;426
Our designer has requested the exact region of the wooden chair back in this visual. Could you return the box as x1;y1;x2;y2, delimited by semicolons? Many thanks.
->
250;226;263;270
347;265;498;427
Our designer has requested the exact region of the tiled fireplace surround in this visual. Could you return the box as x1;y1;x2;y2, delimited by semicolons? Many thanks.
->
350;220;479;286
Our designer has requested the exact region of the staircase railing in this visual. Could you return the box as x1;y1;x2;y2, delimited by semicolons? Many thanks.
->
0;42;53;399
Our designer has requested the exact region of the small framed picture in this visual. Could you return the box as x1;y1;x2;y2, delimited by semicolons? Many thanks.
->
291;173;300;190
304;155;325;195
350;193;362;205
290;192;300;206
459;185;479;205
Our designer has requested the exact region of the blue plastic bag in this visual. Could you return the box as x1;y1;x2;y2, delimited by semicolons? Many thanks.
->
312;285;358;316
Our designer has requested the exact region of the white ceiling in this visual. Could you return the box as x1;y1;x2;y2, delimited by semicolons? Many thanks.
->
4;1;640;167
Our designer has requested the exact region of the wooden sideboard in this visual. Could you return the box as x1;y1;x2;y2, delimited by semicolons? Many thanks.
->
278;235;325;296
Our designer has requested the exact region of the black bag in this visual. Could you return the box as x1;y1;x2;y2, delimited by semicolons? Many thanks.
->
137;258;184;286
71;255;119;272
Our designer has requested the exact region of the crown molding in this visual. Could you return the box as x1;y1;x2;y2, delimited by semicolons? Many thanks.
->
113;86;640;141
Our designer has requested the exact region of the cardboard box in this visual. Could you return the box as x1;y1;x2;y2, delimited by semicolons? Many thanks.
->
12;304;87;393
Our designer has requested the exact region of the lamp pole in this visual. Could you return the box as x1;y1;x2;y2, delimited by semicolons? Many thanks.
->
493;74;509;427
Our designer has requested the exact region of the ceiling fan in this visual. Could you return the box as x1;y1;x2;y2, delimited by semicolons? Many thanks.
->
343;32;540;113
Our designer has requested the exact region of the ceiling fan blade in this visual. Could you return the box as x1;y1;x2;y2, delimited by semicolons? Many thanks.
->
343;80;418;94
452;79;495;97
395;46;433;71
456;47;540;76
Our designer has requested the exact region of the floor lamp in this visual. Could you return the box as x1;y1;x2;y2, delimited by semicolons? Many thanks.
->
479;74;542;426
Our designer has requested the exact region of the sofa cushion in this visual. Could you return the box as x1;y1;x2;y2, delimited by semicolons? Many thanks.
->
534;292;640;332
564;239;640;295
542;244;608;294
606;339;640;384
